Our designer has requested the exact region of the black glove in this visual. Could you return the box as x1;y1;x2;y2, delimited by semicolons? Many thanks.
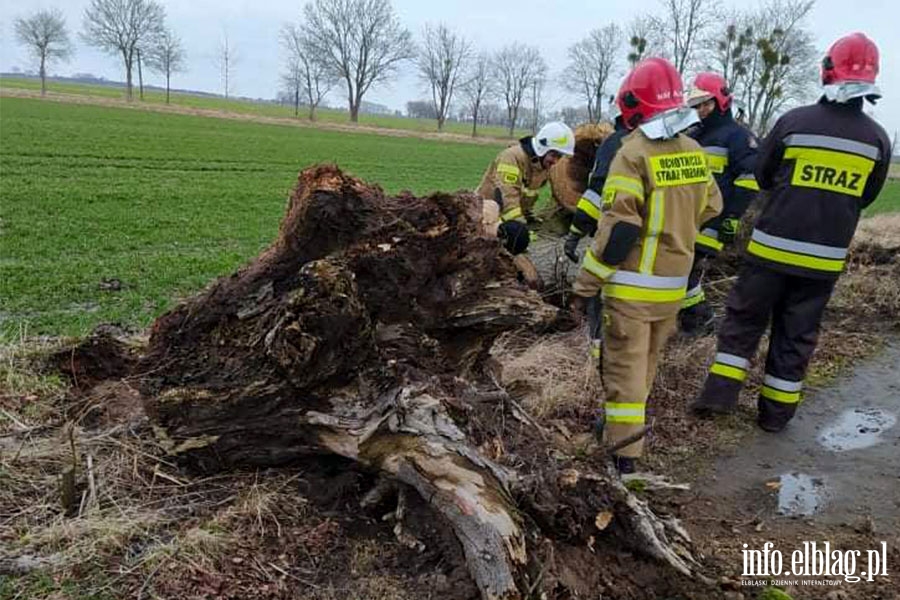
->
719;217;740;244
564;234;581;263
498;221;530;255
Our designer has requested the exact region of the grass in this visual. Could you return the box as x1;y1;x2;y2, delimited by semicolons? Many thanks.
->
0;75;526;139
0;97;504;338
865;179;900;215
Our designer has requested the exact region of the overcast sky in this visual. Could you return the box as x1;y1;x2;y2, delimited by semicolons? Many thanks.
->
2;0;898;141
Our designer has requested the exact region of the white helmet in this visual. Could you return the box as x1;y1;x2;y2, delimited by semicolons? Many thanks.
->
532;121;575;157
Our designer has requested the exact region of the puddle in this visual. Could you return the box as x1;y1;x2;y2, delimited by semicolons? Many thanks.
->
818;408;897;452
777;473;826;517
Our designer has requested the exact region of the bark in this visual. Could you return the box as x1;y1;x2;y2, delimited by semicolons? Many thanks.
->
40;54;46;96
139;165;706;599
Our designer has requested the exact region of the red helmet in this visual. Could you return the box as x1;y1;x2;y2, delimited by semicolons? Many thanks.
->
688;72;732;111
822;32;879;85
617;58;684;129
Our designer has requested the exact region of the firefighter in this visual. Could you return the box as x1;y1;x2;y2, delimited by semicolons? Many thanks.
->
476;121;574;289
477;121;575;241
570;58;723;473
563;100;630;263
679;72;760;334
691;33;892;432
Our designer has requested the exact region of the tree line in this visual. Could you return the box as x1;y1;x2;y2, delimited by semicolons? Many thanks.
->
14;0;819;134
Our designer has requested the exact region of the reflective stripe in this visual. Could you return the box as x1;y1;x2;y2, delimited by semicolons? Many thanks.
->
608;271;688;289
590;341;601;358
569;224;584;235
748;240;844;272
604;285;686;303
752;229;847;259
761;386;802;404
784;134;881;160
496;163;520;176
716;353;749;370
605;175;645;202
681;285;705;308
581;189;602;207
710;363;747;382
577;197;601;220
703;146;729;156
523;188;539;198
582;248;616;281
501;206;524;222
763;375;803;392
734;174;760;191
639;190;664;274
606;402;646;424
701;228;719;240
697;232;724;252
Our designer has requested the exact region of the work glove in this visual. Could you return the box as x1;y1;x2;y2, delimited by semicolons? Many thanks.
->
497;221;530;255
563;234;581;263
719;217;740;244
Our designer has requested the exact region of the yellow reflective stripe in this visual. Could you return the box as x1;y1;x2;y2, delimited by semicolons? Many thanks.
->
603;284;686;303
496;163;520;176
734;176;760;191
696;233;724;252
706;154;728;174
569;224;584;235
747;240;844;273
784;148;875;173
710;363;747;382
784;148;873;198
682;289;706;309
582;248;616;281
590;343;601;358
497;162;521;185
523;188;539;198
577;197;601;220
761;385;802;404
639;190;664;274
606;402;646;424
605;175;645;202
501;206;524;222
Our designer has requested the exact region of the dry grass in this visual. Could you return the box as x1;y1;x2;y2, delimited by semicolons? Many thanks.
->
854;213;900;248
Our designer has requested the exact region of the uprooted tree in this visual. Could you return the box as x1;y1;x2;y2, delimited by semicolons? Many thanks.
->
138;165;707;599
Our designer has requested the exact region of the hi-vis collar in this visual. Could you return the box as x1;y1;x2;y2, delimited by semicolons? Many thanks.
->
639;107;699;140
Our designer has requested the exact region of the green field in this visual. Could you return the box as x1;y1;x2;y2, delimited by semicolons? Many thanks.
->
0;76;525;139
0;97;503;338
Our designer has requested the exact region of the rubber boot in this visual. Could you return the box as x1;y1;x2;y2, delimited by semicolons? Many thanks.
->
690;394;738;417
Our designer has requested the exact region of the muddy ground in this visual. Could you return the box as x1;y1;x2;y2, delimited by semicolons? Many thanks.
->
2;213;899;599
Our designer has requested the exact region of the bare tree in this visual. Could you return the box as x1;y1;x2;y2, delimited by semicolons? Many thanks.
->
460;52;493;137
705;17;755;85
280;23;337;120
216;32;238;99
14;9;73;97
565;24;622;122
145;28;185;104
652;0;720;74
82;0;165;101
528;60;548;133
302;0;413;123
719;0;816;132
493;43;544;137
417;23;471;131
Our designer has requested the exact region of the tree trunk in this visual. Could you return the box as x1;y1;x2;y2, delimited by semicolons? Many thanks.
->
472;104;479;137
39;54;46;97
308;104;316;122
137;48;144;101
138;165;708;600
294;87;299;117
166;72;171;105
437;115;445;131
124;53;134;102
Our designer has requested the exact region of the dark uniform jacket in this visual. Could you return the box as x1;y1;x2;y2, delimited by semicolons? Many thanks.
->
748;97;891;280
570;118;630;238
689;109;759;255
